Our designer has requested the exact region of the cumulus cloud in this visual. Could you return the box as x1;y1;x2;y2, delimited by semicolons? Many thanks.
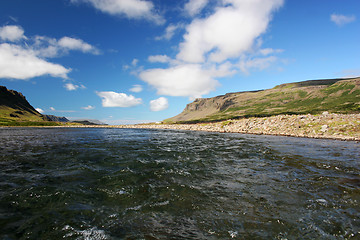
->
0;43;70;80
0;25;25;42
177;0;283;63
129;84;143;93
330;14;356;26
184;0;209;17
0;25;99;81
140;0;284;99
81;105;95;110
72;0;164;24
150;97;168;111
50;107;56;111
35;108;44;114
33;36;100;58
96;91;142;107
64;83;86;91
139;64;220;99
58;37;100;54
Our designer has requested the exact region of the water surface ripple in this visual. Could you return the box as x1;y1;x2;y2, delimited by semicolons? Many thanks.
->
0;128;359;239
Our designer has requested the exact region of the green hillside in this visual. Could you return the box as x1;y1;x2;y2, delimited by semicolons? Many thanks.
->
0;86;59;126
166;77;360;123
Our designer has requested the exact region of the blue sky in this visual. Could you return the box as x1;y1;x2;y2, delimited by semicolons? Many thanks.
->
0;0;359;124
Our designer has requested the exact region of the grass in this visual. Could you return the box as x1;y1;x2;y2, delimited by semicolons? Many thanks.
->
170;78;360;124
0;120;62;127
0;106;72;127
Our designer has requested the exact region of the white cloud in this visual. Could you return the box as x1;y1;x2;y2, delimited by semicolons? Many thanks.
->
139;0;284;99
64;83;78;91
50;107;56;111
155;24;182;41
0;43;70;80
129;84;143;93
72;0;164;24
0;25;25;42
330;14;356;26
239;56;278;74
131;58;139;66
58;37;100;54
0;25;99;81
64;83;86;91
184;0;209;17
81;105;95;110
33;36;100;58
96;91;142;107
177;0;284;63
148;55;171;63
150;97;169;111
35;108;44;114
139;64;220;99
123;58;141;72
259;48;283;56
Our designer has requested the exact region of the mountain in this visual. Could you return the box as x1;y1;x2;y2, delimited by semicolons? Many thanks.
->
71;119;106;125
0;86;45;124
0;86;70;126
43;115;69;122
166;77;360;123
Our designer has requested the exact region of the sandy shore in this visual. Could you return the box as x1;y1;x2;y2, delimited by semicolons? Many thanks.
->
51;112;360;141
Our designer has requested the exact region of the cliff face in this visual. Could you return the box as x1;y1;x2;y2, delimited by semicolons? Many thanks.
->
166;77;360;123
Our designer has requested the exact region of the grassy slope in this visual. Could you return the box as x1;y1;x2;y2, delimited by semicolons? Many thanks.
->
166;77;360;123
0;106;62;126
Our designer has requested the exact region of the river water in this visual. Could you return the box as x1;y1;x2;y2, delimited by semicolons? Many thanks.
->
0;128;359;239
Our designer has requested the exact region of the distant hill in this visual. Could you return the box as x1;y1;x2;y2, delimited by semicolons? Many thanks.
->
71;120;106;125
165;77;360;123
43;115;69;122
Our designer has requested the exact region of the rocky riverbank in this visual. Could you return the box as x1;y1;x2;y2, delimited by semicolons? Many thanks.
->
46;112;360;141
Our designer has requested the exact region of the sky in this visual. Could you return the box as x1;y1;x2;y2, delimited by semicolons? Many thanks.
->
0;0;359;124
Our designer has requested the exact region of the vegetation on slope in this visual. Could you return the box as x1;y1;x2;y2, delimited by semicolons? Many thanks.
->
166;77;360;123
0;86;67;127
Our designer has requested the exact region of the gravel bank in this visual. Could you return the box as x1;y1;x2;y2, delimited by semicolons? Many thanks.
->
57;113;360;141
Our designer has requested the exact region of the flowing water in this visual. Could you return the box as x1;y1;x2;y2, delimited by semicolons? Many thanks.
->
0;128;359;239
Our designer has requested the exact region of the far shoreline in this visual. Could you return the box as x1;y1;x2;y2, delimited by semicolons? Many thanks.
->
2;113;359;142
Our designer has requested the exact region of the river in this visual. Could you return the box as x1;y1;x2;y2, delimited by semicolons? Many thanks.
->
0;128;359;239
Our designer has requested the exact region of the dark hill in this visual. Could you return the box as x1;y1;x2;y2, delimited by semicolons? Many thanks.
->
0;86;45;124
0;86;40;116
0;86;69;125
